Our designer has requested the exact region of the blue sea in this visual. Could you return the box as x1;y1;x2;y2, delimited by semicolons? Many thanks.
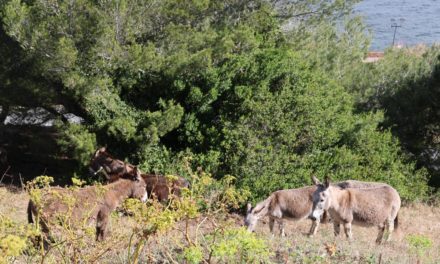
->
355;0;440;50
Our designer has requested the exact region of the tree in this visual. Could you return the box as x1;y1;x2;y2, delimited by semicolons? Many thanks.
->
0;0;429;200
345;46;440;188
217;48;427;200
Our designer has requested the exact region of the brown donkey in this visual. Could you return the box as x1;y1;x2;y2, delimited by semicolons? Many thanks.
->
245;186;324;237
27;167;148;242
89;147;190;201
88;147;135;182
311;176;401;244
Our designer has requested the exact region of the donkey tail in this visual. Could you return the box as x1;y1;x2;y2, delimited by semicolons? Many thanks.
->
394;213;399;230
27;200;34;224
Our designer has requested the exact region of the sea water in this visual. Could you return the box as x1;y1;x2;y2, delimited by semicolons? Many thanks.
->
355;0;440;50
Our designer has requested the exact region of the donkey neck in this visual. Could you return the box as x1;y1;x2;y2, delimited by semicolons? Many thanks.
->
104;158;134;176
328;186;350;212
250;195;272;220
103;179;134;209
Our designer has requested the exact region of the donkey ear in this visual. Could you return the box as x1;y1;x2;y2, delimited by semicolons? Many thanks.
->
133;166;142;181
247;203;252;213
94;149;101;158
311;175;321;185
94;147;106;157
324;176;331;188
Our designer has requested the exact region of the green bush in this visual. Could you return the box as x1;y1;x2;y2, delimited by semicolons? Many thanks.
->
345;46;440;188
209;227;272;263
182;245;204;264
218;49;428;201
0;216;34;264
406;234;433;262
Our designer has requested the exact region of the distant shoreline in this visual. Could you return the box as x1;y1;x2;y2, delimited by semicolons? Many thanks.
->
364;43;439;63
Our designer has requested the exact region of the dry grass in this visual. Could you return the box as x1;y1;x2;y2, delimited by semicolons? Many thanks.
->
0;186;28;225
250;203;440;263
2;186;440;263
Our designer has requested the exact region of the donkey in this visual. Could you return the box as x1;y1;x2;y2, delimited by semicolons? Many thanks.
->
141;173;190;201
245;186;324;237
27;167;148;242
89;147;190;201
244;179;388;237
310;176;401;244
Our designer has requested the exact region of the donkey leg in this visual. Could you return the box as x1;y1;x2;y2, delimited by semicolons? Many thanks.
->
343;222;352;240
96;210;109;241
269;218;275;235
333;222;341;237
39;220;53;250
308;220;320;237
278;219;286;237
385;218;394;242
375;225;385;244
96;223;106;242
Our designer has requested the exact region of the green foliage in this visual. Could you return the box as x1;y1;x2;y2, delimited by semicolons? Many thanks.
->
290;16;371;81
27;175;54;189
57;123;97;167
0;234;27;260
1;0;186;164
209;227;272;263
218;49;427;201
312;112;428;200
345;46;440;188
137;144;182;175
406;234;433;261
0;220;35;264
182;245;204;264
71;177;86;187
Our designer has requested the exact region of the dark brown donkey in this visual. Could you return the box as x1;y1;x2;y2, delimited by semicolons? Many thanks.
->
27;167;148;241
89;147;190;201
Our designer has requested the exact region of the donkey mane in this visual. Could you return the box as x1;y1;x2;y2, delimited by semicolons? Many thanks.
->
335;180;389;190
250;195;272;218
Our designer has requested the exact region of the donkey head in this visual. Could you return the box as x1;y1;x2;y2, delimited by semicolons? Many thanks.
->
122;166;148;203
244;202;265;232
89;147;128;181
89;147;109;175
310;176;332;221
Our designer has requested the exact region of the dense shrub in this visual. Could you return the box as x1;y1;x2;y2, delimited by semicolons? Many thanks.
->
217;49;428;201
344;46;440;188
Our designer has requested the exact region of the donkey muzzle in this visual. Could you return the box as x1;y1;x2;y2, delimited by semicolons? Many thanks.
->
89;166;103;176
141;191;149;203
